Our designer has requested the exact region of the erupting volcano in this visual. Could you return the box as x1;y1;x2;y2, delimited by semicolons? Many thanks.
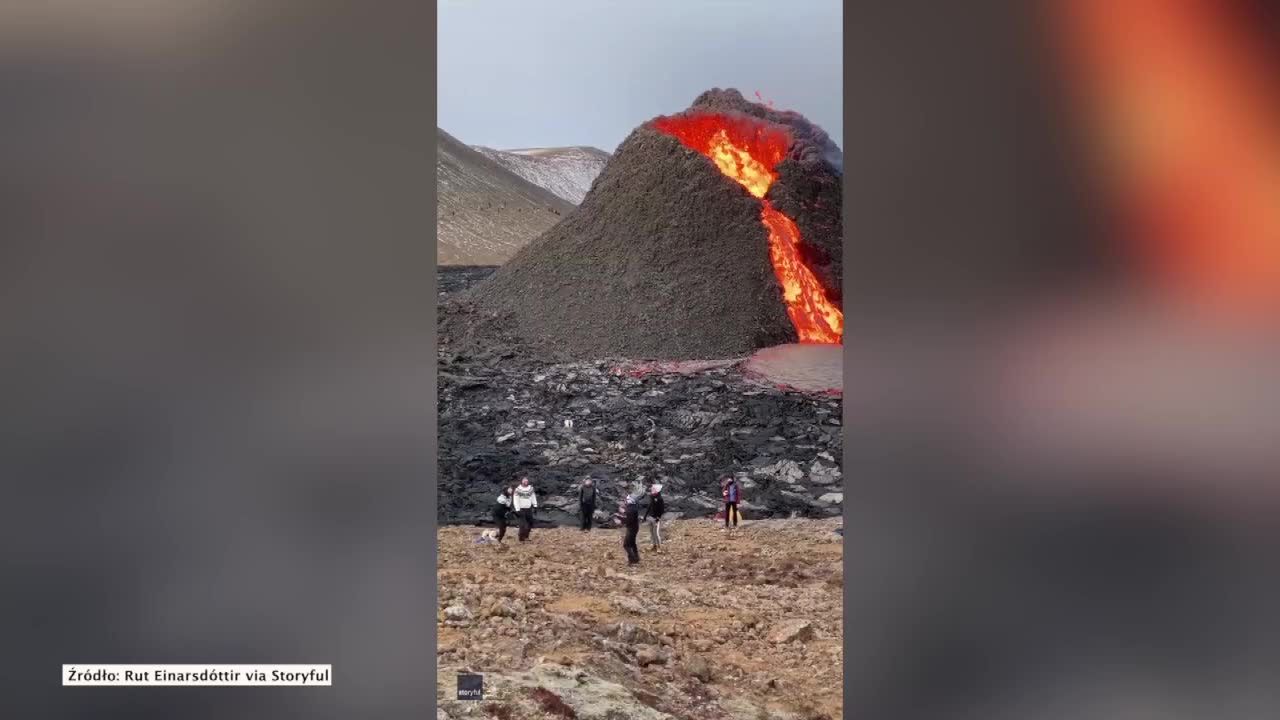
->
652;113;844;343
442;88;843;361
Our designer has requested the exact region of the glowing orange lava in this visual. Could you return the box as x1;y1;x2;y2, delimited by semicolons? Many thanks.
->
1053;0;1280;313
652;112;844;343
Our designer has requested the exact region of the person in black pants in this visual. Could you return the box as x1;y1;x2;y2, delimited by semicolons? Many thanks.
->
616;495;641;565
722;476;741;529
512;477;538;542
491;486;514;543
642;483;665;550
578;478;597;531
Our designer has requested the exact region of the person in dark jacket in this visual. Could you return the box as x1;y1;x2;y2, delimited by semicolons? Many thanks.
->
641;483;665;550
615;495;641;565
578;478;597;531
491;485;514;543
721;475;741;529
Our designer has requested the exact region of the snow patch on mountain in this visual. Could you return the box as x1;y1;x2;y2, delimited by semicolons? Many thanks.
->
472;145;611;204
437;128;574;266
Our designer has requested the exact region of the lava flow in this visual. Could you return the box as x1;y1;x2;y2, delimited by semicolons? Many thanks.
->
653;112;844;343
1052;0;1280;312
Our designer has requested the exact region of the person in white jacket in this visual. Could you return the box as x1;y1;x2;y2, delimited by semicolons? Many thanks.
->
512;477;538;541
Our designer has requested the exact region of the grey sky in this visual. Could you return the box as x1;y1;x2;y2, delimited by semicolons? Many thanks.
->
438;0;842;153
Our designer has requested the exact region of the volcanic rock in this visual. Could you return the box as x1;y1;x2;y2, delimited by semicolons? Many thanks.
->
810;460;841;485
769;619;816;645
445;88;843;360
758;458;806;485
484;598;526;619
443;604;474;626
634;645;668;667
435;296;844;525
612;596;648;615
614;622;659;645
684;655;714;683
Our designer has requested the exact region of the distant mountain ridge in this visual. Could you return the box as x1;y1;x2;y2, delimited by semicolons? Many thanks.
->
437;127;575;266
472;144;610;204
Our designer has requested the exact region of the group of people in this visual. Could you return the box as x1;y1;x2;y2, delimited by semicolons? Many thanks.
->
485;473;745;566
613;482;665;565
489;476;539;543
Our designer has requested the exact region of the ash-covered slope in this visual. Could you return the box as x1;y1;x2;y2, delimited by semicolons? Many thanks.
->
437;128;575;266
445;89;843;360
472;145;610;204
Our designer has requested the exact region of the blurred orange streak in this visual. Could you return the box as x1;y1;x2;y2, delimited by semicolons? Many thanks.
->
1053;0;1280;314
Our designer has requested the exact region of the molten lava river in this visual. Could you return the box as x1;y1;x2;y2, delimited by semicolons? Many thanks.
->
652;113;843;343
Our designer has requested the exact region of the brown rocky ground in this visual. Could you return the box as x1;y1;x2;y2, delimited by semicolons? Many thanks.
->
437;518;843;720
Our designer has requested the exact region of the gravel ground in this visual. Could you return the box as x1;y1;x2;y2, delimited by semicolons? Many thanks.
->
437;518;844;720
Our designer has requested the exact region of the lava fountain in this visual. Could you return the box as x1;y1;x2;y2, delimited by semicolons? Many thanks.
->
652;113;844;343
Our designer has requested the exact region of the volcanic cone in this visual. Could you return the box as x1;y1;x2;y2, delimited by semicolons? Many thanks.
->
445;88;843;360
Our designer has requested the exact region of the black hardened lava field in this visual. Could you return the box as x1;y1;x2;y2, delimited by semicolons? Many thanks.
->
438;89;844;526
437;267;843;525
